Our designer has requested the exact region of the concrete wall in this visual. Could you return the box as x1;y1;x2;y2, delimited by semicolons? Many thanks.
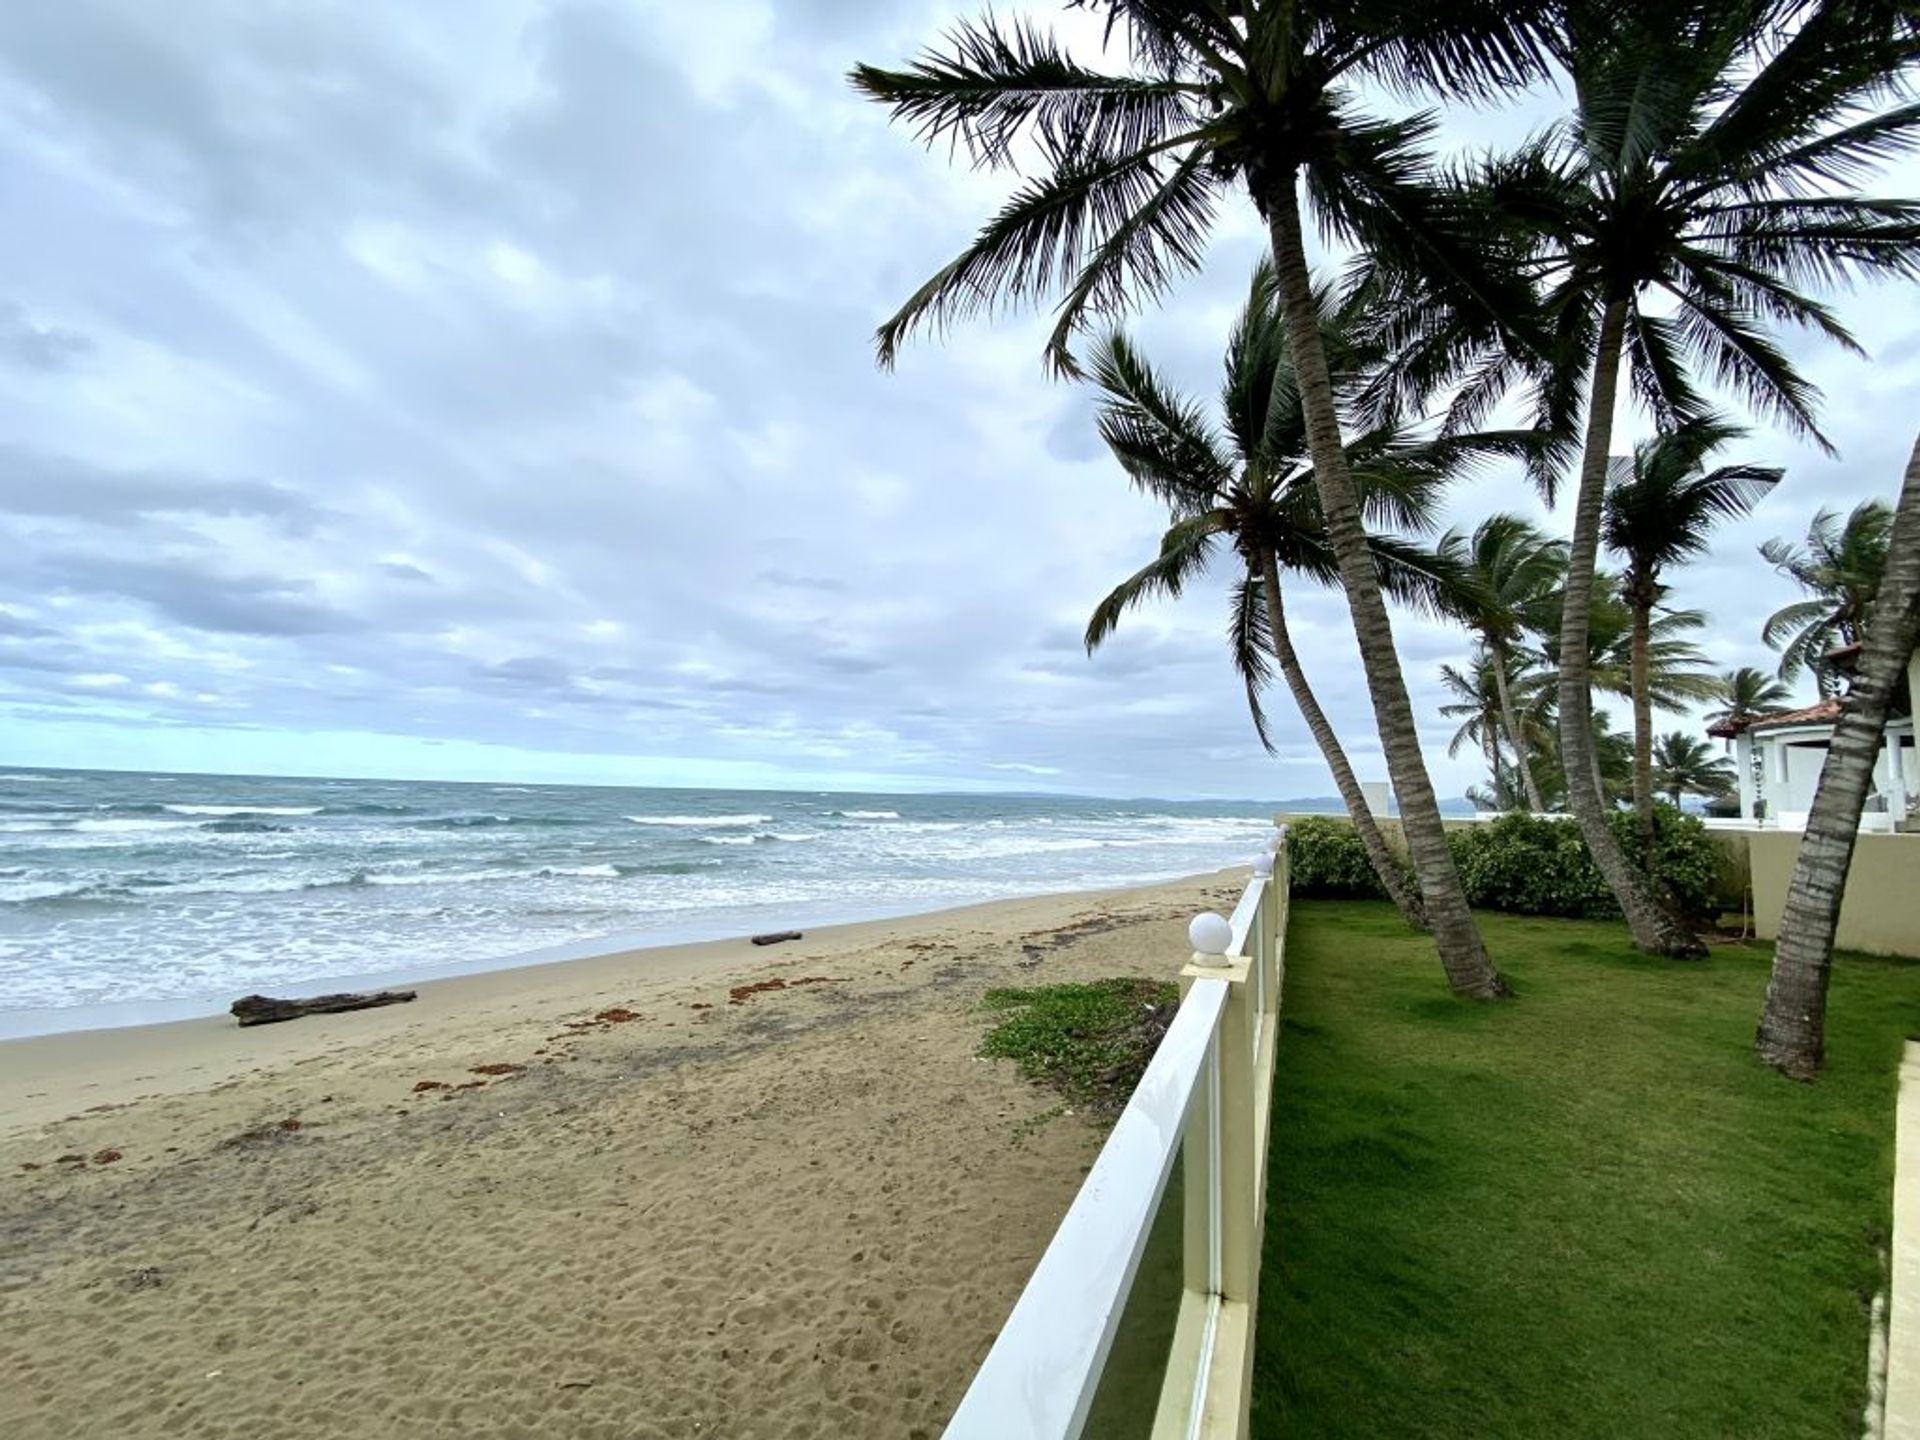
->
1750;831;1920;957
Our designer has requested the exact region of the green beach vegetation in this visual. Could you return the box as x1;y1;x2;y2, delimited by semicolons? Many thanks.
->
979;977;1181;1119
852;0;1920;1077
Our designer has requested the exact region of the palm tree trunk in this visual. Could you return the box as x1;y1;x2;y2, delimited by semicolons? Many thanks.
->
1265;182;1508;999
1756;433;1920;1078
1489;639;1544;812
1630;584;1656;850
1558;296;1704;959
1258;552;1427;930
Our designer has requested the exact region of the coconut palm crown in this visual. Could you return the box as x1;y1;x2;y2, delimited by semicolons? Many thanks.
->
1653;732;1738;806
1082;266;1530;725
852;0;1567;998
1083;265;1515;926
1761;498;1897;693
1705;666;1798;732
1083;265;1536;923
848;3;1553;378
1389;1;1920;466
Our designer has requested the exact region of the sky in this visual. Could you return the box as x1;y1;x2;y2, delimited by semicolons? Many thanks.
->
0;1;1915;801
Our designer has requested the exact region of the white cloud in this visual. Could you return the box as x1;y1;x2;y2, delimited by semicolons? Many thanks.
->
0;1;1912;800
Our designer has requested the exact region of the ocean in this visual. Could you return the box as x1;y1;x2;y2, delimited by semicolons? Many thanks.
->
0;768;1294;1027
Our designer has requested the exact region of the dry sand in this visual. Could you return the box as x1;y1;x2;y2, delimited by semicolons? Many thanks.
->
0;870;1242;1439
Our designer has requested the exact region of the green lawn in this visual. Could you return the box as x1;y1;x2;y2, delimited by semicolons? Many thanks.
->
1255;900;1920;1440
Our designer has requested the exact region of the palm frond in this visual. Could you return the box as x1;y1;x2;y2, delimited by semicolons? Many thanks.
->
1669;290;1831;450
1681;0;1920;197
1089;330;1234;507
1622;309;1705;431
1309;106;1548;364
872;135;1209;369
1043;147;1223;376
848;15;1199;170
1760;597;1832;650
1228;571;1278;754
1084;510;1226;652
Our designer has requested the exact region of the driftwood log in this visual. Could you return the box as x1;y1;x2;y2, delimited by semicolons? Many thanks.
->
749;931;803;947
230;990;417;1026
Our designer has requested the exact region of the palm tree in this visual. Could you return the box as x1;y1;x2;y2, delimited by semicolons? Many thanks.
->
1705;666;1796;733
1602;418;1782;844
1759;435;1920;1078
1582;598;1722;717
850;5;1557;998
1441;644;1556;810
1084;266;1502;929
1530;580;1721;718
1435;515;1566;811
1526;579;1719;807
1381;0;1920;958
1652;732;1737;807
1761;499;1896;695
1440;649;1509;805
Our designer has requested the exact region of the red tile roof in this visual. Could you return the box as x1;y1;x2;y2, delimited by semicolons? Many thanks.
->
1707;698;1843;738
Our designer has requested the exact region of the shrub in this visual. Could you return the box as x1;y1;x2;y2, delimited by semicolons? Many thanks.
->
1613;805;1722;921
979;978;1179;1117
1285;815;1389;900
1446;806;1721;921
1449;813;1613;918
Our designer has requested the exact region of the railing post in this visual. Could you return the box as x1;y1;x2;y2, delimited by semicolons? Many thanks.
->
1214;956;1258;1308
1176;961;1223;1301
1179;932;1258;1300
1167;942;1257;1440
1272;826;1290;1003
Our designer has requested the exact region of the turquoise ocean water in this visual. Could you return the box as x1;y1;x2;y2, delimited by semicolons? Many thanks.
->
0;768;1297;1027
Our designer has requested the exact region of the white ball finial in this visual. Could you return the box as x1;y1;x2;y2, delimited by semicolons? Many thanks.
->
1250;851;1275;878
1188;910;1232;957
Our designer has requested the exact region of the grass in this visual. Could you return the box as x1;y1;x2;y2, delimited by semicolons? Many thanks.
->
1255;900;1920;1440
980;978;1179;1119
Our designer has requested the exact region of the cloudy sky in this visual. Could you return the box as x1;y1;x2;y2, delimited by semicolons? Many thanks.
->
0;1;1915;801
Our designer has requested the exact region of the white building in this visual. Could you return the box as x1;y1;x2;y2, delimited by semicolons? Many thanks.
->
1707;650;1919;832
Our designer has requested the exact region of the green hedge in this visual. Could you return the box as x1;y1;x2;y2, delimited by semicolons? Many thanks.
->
1284;806;1721;921
1284;814;1397;899
1612;807;1722;921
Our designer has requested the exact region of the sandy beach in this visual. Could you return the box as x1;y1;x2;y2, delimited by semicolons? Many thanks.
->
0;869;1240;1439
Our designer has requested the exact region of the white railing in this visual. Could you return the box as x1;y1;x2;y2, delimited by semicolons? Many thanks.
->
944;829;1292;1440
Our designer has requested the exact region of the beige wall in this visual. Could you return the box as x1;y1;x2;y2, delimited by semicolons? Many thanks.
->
1704;830;1751;913
1750;831;1920;957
